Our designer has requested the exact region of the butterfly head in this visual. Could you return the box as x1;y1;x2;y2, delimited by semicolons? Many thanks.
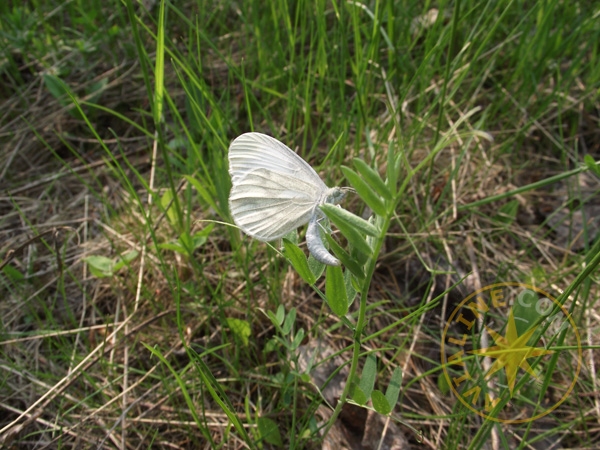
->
324;186;354;205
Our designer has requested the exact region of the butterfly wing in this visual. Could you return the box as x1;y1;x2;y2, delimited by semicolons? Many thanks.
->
228;133;331;241
229;168;326;241
228;132;326;188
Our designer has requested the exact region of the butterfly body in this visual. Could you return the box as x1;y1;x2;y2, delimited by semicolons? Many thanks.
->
306;216;341;266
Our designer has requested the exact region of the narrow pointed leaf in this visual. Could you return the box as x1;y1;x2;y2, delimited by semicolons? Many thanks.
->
185;175;219;214
387;146;399;194
371;390;392;415
351;244;371;266
325;265;348;317
291;328;305;350
283;239;316;285
511;291;547;339
275;304;285;326
321;204;379;237
359;353;377;400
353;158;392;200
282;307;296;335
325;234;365;280
44;74;71;103
160;189;178;226
307;253;326;279
385;366;403;408
320;209;372;256
394;153;402;181
341;166;386;215
344;268;358;308
493;199;519;225
267;311;280;328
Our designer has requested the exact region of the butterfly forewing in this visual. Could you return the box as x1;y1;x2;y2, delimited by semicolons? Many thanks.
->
228;132;326;188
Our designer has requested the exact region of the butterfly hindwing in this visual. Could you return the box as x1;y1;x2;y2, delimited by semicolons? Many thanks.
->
229;168;324;241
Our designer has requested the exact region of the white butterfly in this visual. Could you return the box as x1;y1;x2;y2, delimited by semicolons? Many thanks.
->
228;132;346;266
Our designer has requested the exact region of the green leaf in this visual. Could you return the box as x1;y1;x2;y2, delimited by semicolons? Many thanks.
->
291;328;305;350
321;206;373;257
371;390;392;415
351;243;371;266
387;147;400;194
43;74;82;119
359;353;377;400
511;288;550;341
282;307;296;335
584;155;600;176
283;229;299;245
2;264;24;281
85;78;107;105
257;417;283;447
226;318;251;346
158;241;186;254
178;233;194;255
351;382;368;406
111;250;139;271
321;204;379;237
344;266;358;308
325;265;348;317
160;189;179;226
184;175;219;214
353;158;392;200
341;166;386;215
493;199;519;225
264;338;277;353
43;74;71;105
275;304;285;326
385;367;403;408
438;370;451;395
307;253;326;279
305;224;328;278
325;234;365;280
83;255;116;278
192;224;214;249
282;239;316;285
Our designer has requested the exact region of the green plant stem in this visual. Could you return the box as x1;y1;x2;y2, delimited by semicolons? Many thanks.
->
290;355;298;449
321;213;390;438
321;115;458;439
